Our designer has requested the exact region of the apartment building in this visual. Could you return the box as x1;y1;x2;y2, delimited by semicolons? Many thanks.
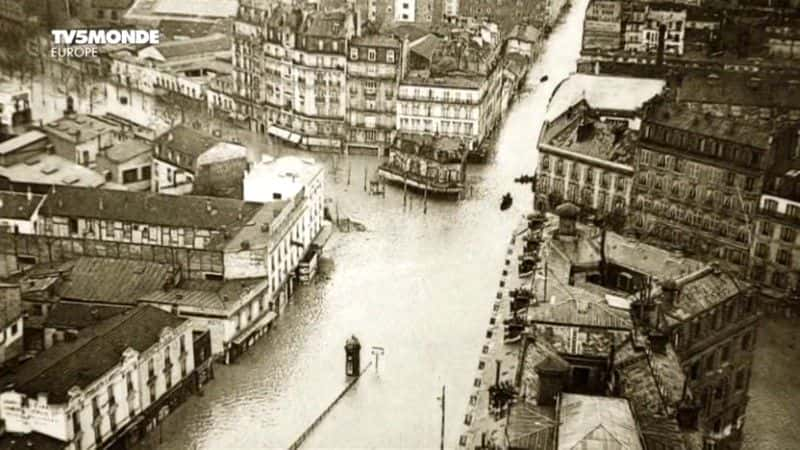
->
347;34;404;155
0;305;196;450
234;4;354;151
631;97;770;276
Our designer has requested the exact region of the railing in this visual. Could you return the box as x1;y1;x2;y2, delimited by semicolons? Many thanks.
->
287;360;373;450
758;207;800;225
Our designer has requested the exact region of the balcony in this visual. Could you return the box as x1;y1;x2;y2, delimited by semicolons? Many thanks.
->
758;207;800;225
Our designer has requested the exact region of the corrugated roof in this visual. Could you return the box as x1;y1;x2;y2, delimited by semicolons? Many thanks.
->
3;305;185;403
557;393;643;450
139;277;265;313
55;257;176;305
38;185;264;232
529;298;633;329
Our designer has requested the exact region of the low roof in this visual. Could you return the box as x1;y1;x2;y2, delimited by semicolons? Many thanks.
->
546;74;666;121
529;298;632;329
0;191;44;220
38;185;264;233
148;33;231;60
2;305;185;403
0;154;112;189
42;114;120;144
0;131;48;156
44;303;129;330
558;394;643;450
52;257;176;305
103;138;152;163
663;266;744;323
677;73;800;110
139;277;265;314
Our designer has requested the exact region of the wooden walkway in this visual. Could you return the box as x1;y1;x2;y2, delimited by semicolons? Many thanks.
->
287;360;374;450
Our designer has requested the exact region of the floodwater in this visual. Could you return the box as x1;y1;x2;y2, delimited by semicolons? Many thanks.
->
149;1;589;448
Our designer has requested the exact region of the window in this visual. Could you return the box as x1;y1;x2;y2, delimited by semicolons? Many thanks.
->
725;171;736;186
368;49;376;61
72;411;81;436
761;222;774;237
122;168;138;184
68;218;78;235
781;226;796;243
387;50;395;63
350;47;358;60
741;332;753;351
141;166;151;180
763;198;779;212
721;343;731;363
735;369;747;390
788;204;800;218
777;248;792;266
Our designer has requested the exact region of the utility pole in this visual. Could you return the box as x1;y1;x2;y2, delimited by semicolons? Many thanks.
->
371;346;384;372
437;385;446;450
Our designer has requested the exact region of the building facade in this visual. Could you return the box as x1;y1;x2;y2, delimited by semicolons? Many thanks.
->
631;97;768;276
346;34;404;155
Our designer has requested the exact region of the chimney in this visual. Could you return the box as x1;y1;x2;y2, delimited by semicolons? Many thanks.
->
660;279;678;309
648;327;669;354
206;200;212;213
676;379;701;430
26;186;32;202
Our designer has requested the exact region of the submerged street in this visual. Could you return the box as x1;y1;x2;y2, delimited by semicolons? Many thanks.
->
147;1;589;448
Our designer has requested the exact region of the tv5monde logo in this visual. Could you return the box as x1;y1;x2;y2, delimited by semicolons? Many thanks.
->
48;29;161;58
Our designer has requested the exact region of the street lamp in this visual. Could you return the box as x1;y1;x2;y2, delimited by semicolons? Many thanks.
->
370;346;384;372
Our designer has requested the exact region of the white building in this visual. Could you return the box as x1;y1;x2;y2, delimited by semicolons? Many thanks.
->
0;306;195;450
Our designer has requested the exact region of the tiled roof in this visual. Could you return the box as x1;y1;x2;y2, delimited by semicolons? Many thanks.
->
103;138;151;163
0;191;44;220
44;303;130;330
529;298;633;329
663;266;744;323
301;10;349;38
519;338;568;404
351;34;401;48
644;98;774;150
38;185;264;231
54;257;177;305
151;33;231;59
2;305;185;403
557;393;643;450
155;124;221;170
545;110;637;165
637;414;692;450
509;24;540;43
615;336;686;417
388;24;429;43
677;73;800;110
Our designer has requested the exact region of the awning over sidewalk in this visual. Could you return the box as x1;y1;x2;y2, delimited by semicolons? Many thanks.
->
268;125;302;144
232;311;278;346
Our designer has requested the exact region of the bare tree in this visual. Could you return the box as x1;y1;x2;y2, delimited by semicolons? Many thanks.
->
155;89;207;128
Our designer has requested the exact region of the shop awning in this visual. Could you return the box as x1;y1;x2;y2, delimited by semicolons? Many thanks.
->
232;311;278;346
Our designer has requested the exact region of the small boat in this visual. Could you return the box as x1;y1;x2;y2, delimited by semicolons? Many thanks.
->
500;193;513;211
540;75;549;83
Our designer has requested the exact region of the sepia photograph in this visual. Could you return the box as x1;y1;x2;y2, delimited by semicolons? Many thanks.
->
0;0;798;448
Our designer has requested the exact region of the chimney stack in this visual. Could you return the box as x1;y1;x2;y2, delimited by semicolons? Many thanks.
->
661;279;679;309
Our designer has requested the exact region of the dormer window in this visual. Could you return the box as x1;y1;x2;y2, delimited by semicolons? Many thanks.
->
350;47;358;60
368;49;376;61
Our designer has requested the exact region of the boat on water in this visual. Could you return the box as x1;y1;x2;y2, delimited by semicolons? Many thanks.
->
500;193;513;211
540;75;549;83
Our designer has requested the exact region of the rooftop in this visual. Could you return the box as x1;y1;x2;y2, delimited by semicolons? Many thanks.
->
546;74;666;121
0;191;45;220
545;110;637;165
393;133;467;163
146;33;231;60
0;153;118;189
661;266;745;324
127;0;238;22
677;72;800;110
0;131;48;156
1;305;185;403
301;10;350;38
139;277;266;313
30;257;177;305
38;185;265;238
42;114;120;144
409;34;442;61
155;124;222;171
243;155;323;203
44;303;129;330
644;97;778;150
557;394;643;450
615;336;686;416
102;138;151;163
508;24;541;43
529;298;632;329
351;34;401;48
196;142;247;166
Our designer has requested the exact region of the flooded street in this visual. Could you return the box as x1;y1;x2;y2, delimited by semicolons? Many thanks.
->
144;1;589;448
